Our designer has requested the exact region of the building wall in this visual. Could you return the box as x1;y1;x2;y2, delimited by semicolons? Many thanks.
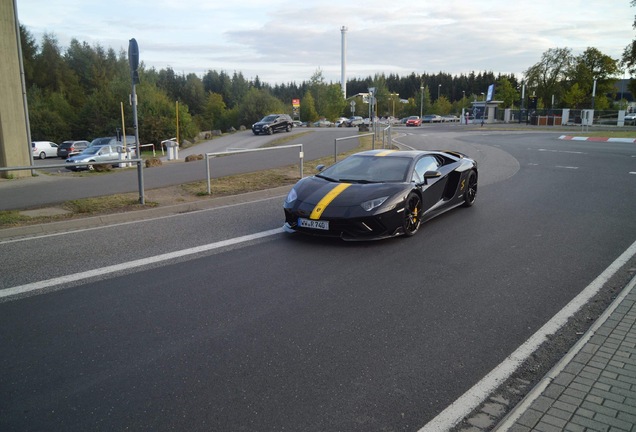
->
0;0;31;178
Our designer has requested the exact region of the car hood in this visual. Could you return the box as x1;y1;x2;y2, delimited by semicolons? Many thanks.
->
289;176;409;217
66;152;100;162
253;120;275;126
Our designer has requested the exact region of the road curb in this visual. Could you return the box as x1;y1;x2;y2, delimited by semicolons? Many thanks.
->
559;135;636;143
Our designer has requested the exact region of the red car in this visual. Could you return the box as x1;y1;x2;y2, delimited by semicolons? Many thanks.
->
405;116;421;126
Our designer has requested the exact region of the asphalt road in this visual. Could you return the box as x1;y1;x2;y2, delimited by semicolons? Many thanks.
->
1;127;635;431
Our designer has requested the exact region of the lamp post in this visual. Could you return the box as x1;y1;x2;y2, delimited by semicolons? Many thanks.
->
420;86;424;119
437;84;441;100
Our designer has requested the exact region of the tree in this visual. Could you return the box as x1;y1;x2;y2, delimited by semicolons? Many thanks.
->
431;96;452;115
495;77;520;108
198;92;227;131
622;0;636;77
561;83;587;109
299;91;319;122
19;25;37;87
237;88;286;127
319;84;347;120
524;48;574;107
569;47;621;108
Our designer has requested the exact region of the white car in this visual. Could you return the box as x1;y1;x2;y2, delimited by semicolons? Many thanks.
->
32;141;59;159
624;113;636;121
334;117;349;127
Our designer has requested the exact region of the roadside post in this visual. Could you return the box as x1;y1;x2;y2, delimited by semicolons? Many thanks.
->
128;38;145;204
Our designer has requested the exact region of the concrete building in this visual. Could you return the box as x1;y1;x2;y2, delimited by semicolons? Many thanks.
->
0;0;31;178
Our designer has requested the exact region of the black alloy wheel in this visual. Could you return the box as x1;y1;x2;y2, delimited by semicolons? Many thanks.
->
403;192;422;236
462;171;477;207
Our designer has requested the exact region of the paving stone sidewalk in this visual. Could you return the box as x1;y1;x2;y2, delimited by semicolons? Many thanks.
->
495;276;636;432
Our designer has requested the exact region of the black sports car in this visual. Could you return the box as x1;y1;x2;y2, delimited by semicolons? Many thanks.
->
283;149;477;240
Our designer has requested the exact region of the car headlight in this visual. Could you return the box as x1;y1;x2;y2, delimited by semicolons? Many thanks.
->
361;196;388;212
285;188;297;204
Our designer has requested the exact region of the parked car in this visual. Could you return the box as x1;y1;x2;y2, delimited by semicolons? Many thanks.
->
422;114;443;123
313;119;333;127
334;117;349;127
31;141;59;159
89;136;136;149
625;113;636;124
442;115;459;122
346;116;364;127
405;116;421;126
252;114;293;135
65;144;131;171
57;140;90;158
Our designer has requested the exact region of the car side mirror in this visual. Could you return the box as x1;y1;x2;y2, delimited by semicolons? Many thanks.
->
419;170;441;185
316;164;325;172
424;170;441;179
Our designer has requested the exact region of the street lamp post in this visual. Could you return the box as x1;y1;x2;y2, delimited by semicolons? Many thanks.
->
420;86;424;119
438;84;441;100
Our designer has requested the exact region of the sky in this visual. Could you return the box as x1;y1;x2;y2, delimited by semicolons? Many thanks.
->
15;0;636;86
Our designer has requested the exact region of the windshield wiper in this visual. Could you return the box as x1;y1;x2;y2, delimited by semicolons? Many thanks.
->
316;174;338;182
338;178;379;184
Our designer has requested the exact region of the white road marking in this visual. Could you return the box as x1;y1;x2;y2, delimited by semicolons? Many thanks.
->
537;148;586;154
0;228;283;300
555;166;579;169
418;238;636;432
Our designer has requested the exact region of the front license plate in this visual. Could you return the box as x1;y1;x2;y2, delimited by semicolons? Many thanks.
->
298;218;329;230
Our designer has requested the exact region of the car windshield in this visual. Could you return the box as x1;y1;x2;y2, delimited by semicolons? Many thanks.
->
81;147;101;155
90;137;111;146
261;115;278;122
318;154;411;183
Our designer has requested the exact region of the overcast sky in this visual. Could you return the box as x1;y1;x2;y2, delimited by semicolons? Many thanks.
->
16;0;635;86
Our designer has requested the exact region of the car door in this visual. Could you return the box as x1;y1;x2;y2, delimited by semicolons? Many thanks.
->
414;155;447;212
96;146;114;162
45;142;58;157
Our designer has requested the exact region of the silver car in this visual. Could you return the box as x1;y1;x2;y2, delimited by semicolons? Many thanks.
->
65;144;133;171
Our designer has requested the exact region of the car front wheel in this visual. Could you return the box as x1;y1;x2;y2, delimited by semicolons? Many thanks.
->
462;171;477;207
38;152;46;159
402;192;422;236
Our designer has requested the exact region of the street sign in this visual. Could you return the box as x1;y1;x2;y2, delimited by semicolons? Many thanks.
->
128;38;140;84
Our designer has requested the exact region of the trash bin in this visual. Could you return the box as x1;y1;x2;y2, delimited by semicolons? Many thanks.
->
166;140;179;160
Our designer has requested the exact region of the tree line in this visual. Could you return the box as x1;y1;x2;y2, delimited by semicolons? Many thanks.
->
19;22;634;146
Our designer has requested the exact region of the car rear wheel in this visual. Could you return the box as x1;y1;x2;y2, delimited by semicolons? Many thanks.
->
462;171;477;207
402;192;422;236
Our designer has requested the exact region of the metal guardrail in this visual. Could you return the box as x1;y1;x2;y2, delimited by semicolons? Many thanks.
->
333;133;375;163
140;143;161;157
0;158;143;173
204;144;304;195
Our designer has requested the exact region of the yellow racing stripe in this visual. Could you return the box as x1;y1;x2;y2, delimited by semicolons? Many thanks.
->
375;150;396;156
310;183;351;220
